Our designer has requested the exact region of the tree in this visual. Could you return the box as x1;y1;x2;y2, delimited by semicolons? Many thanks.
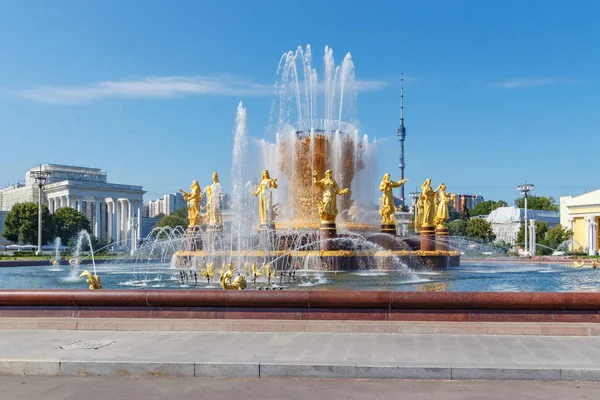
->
447;219;467;237
514;195;558;211
543;224;573;249
67;234;110;253
466;218;496;242
470;200;508;217
2;202;55;245
459;200;470;221
447;204;460;221
156;207;189;229
53;207;91;242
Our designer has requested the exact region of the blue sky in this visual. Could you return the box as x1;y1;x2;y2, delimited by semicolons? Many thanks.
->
0;0;598;205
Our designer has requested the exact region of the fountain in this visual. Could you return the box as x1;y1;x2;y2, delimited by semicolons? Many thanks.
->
173;46;459;283
49;237;63;270
69;230;98;278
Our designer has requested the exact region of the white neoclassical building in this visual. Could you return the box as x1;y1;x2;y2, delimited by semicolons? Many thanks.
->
0;164;145;250
560;189;600;255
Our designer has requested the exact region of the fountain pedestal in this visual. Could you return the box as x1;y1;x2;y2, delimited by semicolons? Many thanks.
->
259;223;276;250
320;221;337;251
377;223;399;250
419;225;436;251
380;223;396;235
186;227;202;251
435;226;449;251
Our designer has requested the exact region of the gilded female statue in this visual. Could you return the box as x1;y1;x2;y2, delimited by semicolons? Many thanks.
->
434;183;455;227
205;172;223;226
313;170;349;222
253;169;278;224
179;180;202;227
420;179;435;228
378;173;408;223
415;195;424;232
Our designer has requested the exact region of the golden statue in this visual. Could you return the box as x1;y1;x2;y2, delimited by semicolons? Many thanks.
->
434;183;456;228
263;262;276;283
415;195;424;232
200;262;215;282
220;269;247;290
78;270;102;290
420;179;436;228
253;169;278;224
179;180;202;228
205;172;223;226
378;173;408;223
313;170;349;222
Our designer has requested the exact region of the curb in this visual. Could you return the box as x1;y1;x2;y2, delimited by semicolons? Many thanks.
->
1;360;599;381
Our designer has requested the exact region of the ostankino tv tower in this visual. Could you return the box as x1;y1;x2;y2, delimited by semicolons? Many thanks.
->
397;72;407;208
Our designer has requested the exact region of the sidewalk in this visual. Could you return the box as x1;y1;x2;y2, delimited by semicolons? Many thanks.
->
1;327;600;381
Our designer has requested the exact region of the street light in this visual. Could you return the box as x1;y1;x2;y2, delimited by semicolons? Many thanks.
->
517;183;534;255
30;165;51;255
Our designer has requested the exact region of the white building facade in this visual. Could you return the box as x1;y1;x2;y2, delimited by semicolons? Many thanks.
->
0;164;145;250
485;206;560;246
560;189;600;255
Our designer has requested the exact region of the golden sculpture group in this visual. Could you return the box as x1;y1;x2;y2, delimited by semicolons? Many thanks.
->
414;179;456;231
179;172;224;228
179;169;454;233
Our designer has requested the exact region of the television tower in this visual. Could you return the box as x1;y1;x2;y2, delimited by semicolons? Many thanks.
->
397;72;407;207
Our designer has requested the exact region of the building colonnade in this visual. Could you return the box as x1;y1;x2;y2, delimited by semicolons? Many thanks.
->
566;216;599;256
47;194;142;251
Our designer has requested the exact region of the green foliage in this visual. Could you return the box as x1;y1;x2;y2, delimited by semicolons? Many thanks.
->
67;234;110;253
516;223;573;256
514;195;558;211
459;200;470;221
544;224;573;249
156;207;189;229
466;218;496;242
517;221;549;247
447;219;467;237
447;204;460;221
2;202;55;244
53;207;91;242
469;200;508;217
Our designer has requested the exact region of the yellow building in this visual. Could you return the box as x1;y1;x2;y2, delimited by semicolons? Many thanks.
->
560;189;600;255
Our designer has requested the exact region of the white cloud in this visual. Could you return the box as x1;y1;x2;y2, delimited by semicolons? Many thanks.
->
17;75;388;104
488;78;582;89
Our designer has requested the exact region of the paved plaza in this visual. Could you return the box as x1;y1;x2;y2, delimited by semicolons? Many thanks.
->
1;324;600;381
2;377;600;400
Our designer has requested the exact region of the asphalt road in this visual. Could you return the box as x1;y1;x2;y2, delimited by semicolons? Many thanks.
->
1;377;600;400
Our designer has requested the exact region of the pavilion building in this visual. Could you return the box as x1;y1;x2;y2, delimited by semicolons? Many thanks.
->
0;164;145;249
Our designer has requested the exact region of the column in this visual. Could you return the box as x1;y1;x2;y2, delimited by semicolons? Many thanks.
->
94;197;102;238
137;202;142;242
529;219;536;255
111;198;118;244
127;200;132;249
116;199;122;246
586;217;593;255
66;195;72;208
76;196;82;212
591;220;598;256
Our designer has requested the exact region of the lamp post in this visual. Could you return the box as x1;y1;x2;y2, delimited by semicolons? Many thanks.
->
30;165;51;255
517;183;534;255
